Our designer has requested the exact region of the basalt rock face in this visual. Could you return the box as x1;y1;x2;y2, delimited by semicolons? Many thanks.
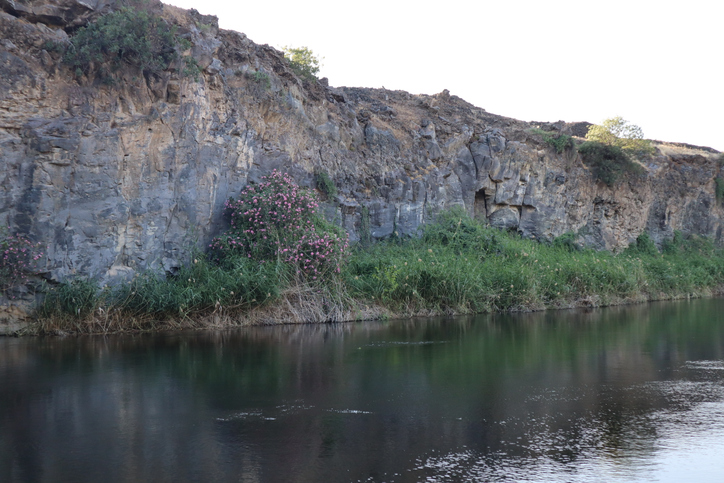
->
0;0;114;27
1;0;723;296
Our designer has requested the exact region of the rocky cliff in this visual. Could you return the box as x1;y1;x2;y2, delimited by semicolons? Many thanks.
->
1;0;723;293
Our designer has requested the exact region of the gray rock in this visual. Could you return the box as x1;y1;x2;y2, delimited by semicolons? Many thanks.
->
316;121;341;143
489;206;521;230
1;0;113;27
364;124;400;154
205;58;223;75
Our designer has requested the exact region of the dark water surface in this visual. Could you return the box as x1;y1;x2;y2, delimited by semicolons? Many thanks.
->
2;299;724;482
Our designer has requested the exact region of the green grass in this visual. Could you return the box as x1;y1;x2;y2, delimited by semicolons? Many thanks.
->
343;209;724;314
39;278;102;319
111;255;285;319
33;209;724;332
38;255;287;325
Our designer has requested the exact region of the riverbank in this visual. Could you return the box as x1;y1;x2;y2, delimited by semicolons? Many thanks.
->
15;209;724;335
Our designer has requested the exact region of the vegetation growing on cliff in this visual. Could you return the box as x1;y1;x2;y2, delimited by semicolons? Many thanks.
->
716;177;724;204
210;170;348;279
62;7;195;80
243;70;272;93
529;129;575;154
315;170;337;199
585;117;655;156
37;172;348;328
575;117;653;186
529;118;653;186
577;141;643;187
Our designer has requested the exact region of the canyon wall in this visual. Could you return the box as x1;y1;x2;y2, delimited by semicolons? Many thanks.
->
1;0;722;297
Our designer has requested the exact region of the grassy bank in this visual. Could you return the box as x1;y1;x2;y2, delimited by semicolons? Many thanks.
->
27;208;724;335
344;211;724;314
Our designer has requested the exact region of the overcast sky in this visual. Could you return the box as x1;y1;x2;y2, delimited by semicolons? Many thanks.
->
166;0;723;151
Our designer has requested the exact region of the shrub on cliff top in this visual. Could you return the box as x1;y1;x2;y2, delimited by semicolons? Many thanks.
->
282;46;322;80
586;117;655;156
63;7;192;80
578;141;643;187
211;171;349;280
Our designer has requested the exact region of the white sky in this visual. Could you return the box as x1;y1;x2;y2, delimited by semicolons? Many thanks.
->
166;0;723;151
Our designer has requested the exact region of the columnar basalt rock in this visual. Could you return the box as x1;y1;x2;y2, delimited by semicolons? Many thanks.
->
1;0;722;301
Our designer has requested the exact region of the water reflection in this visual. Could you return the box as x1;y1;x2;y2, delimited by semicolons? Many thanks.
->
1;298;724;482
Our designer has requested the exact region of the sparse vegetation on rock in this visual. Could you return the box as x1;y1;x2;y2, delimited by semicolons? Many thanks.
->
716;177;724;204
315;170;337;199
530;128;575;154
245;70;271;90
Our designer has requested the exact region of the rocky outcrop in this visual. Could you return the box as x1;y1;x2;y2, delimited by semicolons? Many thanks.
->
1;0;722;301
0;0;115;27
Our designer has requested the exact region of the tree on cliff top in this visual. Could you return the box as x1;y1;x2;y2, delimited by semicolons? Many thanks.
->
282;46;321;80
586;117;655;156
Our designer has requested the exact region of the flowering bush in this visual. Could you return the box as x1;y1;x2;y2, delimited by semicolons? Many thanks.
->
1;229;44;298
211;170;349;279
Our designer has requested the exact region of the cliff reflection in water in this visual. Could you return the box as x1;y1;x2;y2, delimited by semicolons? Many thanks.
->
2;298;724;482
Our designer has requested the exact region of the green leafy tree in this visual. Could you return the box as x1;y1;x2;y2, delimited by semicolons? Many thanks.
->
586;117;655;155
282;46;321;80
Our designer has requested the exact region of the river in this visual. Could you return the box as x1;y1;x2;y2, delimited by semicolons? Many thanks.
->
2;298;724;482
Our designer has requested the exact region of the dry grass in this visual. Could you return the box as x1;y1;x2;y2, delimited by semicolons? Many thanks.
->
213;282;387;326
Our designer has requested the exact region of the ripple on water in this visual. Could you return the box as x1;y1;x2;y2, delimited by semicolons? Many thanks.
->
216;404;372;422
363;341;449;348
215;404;314;422
684;360;724;370
327;409;372;414
405;360;724;482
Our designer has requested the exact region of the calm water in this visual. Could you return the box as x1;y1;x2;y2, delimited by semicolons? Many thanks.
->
2;299;724;482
